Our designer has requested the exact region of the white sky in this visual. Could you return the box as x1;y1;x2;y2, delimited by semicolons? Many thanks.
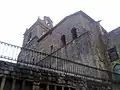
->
0;0;120;46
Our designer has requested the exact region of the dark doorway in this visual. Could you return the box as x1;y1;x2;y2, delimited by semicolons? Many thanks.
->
71;88;76;90
64;87;69;90
40;84;47;90
49;85;55;90
24;81;33;90
4;78;12;90
57;86;62;90
15;80;22;90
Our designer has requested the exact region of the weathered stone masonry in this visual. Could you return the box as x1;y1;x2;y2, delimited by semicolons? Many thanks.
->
15;10;120;89
35;11;111;71
0;60;115;90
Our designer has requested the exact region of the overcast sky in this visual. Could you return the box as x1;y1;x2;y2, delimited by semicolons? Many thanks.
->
0;0;120;46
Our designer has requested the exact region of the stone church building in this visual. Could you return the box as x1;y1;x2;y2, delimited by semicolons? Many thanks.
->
3;10;118;90
21;11;112;71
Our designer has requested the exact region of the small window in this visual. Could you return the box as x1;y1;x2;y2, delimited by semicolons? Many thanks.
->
50;45;53;52
33;58;35;61
61;35;66;45
108;47;119;61
71;27;77;39
28;32;32;41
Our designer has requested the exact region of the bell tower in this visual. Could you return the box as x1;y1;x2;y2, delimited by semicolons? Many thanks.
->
22;16;53;48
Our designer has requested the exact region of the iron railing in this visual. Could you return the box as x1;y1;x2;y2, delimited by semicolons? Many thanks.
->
0;41;120;82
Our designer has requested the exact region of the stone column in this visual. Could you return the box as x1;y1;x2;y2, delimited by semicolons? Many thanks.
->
68;88;71;90
62;86;64;90
0;76;6;90
21;80;25;90
32;85;36;90
33;82;40;90
11;79;16;90
54;85;57;90
47;84;49;90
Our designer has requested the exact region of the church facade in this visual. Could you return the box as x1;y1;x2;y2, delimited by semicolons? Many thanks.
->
21;11;112;71
16;11;120;90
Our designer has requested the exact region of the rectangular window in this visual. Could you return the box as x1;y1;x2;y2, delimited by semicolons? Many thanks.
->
50;45;53;52
108;46;119;61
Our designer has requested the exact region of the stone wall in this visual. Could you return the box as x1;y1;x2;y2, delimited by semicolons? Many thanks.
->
0;60;78;90
0;60;116;90
109;27;120;71
109;27;120;58
23;17;53;47
0;59;120;90
37;12;110;71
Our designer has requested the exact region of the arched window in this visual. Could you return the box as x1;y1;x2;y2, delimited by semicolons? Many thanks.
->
71;27;77;39
107;47;119;61
61;35;66;45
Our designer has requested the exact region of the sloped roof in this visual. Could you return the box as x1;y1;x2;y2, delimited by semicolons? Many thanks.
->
38;11;96;42
109;27;120;37
109;27;120;33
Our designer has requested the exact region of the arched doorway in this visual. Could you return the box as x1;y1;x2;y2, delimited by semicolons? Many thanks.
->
113;64;120;82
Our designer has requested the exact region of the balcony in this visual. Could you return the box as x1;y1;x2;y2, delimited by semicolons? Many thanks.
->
0;41;120;83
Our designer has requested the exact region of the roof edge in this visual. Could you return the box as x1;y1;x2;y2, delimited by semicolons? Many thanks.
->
37;11;96;42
